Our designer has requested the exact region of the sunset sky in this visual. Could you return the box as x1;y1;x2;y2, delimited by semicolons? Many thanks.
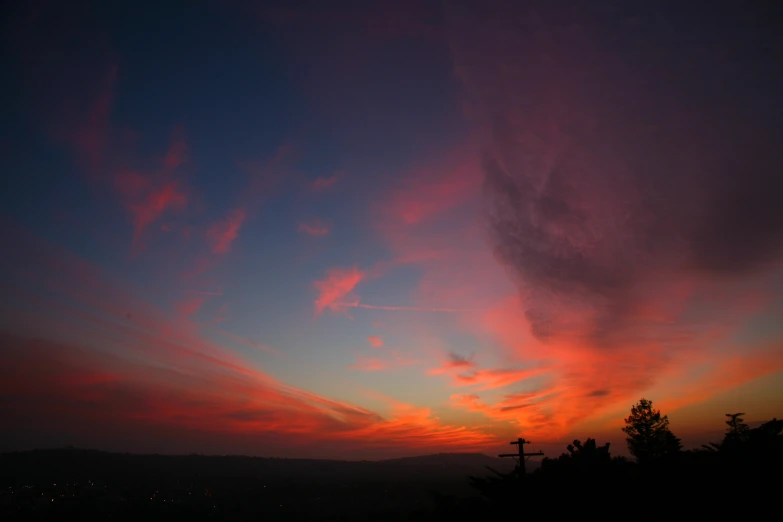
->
2;0;782;460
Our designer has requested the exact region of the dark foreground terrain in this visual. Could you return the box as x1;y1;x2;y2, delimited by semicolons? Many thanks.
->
3;413;781;522
0;449;515;521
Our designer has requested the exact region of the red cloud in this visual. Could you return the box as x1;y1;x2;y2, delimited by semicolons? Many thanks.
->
368;336;383;348
206;208;247;254
298;219;330;236
313;266;364;316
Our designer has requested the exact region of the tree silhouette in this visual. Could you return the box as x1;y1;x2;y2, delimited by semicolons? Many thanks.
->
722;412;750;449
725;413;749;436
622;398;681;463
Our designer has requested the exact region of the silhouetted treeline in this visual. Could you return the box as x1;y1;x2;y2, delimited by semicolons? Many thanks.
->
456;401;781;519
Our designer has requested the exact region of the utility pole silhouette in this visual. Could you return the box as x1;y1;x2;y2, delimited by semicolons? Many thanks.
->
499;438;544;475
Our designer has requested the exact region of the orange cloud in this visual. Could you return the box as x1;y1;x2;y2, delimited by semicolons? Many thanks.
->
298;219;330;236
206;208;246;254
313;266;365;316
368;335;383;348
427;351;545;392
335;402;500;451
455;367;544;391
449;390;562;432
655;343;783;414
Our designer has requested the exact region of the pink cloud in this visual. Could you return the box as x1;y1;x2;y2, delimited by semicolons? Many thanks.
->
368;335;383;348
33;57;190;251
313;266;365;316
298;219;330;236
162;134;187;171
310;172;340;191
206;208;246;254
175;294;207;318
378;149;480;226
127;182;188;248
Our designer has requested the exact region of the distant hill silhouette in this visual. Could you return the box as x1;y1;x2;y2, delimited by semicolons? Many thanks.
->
0;447;517;483
0;448;518;521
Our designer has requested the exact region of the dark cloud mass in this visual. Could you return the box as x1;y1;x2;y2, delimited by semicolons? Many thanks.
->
447;1;783;343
